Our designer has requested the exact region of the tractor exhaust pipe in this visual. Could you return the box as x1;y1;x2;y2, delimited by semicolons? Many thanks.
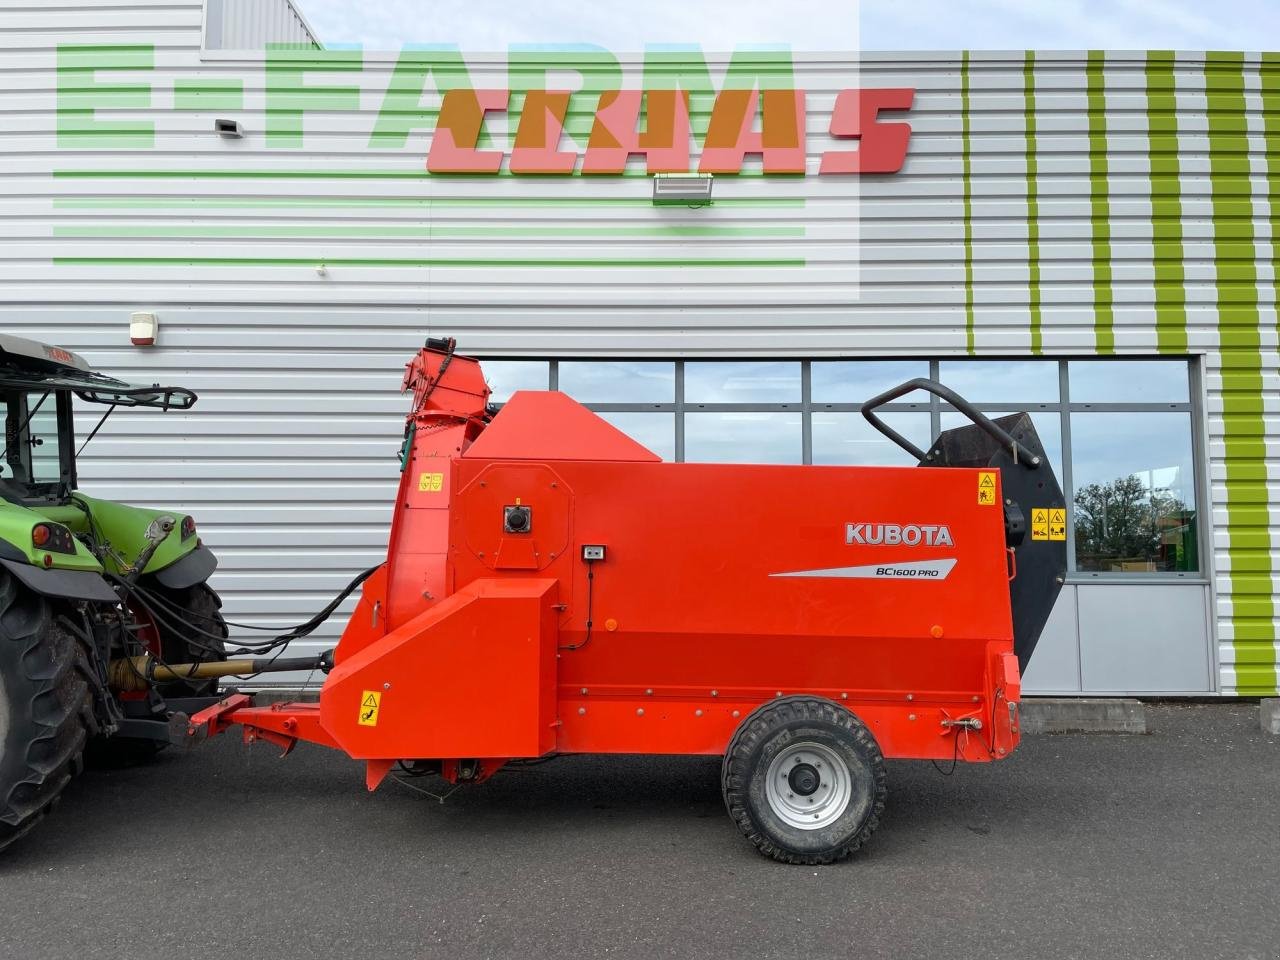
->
108;654;327;693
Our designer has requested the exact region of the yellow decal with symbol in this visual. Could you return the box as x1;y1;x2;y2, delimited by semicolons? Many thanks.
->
1030;508;1066;542
358;690;381;727
1031;508;1049;541
1048;508;1066;541
419;472;444;493
977;471;997;506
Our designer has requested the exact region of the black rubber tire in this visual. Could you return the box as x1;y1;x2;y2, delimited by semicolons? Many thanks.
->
147;582;228;699
87;581;227;768
722;696;887;865
0;571;99;854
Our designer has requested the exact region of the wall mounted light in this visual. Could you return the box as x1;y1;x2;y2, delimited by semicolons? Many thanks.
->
130;312;158;346
652;174;714;207
214;118;244;139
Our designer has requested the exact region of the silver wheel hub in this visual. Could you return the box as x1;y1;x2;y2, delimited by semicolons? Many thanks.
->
764;741;852;830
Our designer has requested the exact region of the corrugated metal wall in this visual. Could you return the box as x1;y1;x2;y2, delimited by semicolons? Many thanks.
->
0;1;1276;693
204;0;318;50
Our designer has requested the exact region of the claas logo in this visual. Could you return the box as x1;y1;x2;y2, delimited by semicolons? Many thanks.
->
428;87;915;176
56;46;918;178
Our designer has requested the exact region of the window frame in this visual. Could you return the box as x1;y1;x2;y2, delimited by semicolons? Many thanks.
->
1;390;76;502
481;355;1207;582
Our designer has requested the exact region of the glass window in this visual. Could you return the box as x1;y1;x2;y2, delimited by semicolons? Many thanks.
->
939;360;1060;404
0;391;64;492
684;412;802;464
482;360;548;403
1070;412;1198;572
559;361;674;404
685;361;800;404
29;403;61;483
811;360;930;404
812;412;930;466
941;409;1063;477
0;395;12;480
596;412;675;460
1069;360;1190;404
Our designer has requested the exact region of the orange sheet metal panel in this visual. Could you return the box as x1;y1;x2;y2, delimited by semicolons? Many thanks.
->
444;451;1014;761
320;578;560;760
326;370;1019;766
462;390;660;463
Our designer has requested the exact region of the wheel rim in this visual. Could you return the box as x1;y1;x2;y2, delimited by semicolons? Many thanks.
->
764;740;852;831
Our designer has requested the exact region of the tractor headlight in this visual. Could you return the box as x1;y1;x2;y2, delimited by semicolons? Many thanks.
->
32;523;76;555
181;516;197;540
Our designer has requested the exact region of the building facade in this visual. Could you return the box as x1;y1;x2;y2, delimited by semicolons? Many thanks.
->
1;0;1277;696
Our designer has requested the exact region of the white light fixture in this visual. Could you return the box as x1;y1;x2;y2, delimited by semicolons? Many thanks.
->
652;174;714;207
130;312;157;346
214;118;244;139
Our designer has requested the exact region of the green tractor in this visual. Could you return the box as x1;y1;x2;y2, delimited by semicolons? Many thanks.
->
0;334;228;851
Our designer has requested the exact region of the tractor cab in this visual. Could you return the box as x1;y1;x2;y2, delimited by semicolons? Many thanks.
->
0;334;195;507
0;334;209;596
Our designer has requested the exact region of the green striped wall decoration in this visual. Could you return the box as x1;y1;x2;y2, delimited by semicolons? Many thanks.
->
1205;51;1277;695
1146;51;1189;355
1263;53;1280;343
1086;51;1115;354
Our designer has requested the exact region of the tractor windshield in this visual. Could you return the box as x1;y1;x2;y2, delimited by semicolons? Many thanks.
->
0;389;72;503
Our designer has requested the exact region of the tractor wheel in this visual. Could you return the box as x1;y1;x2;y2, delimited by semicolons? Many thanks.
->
87;582;228;769
0;571;98;853
147;582;228;699
722;696;886;865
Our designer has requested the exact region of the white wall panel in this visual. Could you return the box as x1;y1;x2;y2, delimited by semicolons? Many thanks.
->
0;6;1275;692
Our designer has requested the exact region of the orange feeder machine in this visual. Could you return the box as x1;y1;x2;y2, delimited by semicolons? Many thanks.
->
189;339;1066;864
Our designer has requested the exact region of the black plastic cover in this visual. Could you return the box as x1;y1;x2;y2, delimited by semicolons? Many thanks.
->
0;557;119;603
925;413;1068;673
152;544;218;590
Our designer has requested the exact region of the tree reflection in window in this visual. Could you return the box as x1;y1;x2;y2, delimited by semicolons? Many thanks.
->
1069;409;1198;573
1073;475;1197;572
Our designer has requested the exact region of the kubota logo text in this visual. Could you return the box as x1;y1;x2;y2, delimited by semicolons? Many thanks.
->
846;523;954;547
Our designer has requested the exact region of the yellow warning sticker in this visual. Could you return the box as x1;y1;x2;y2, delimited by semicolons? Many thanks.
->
358;690;381;727
1048;507;1067;541
419;472;444;493
978;471;998;506
1031;507;1049;541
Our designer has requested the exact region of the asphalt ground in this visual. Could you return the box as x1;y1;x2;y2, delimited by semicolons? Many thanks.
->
0;703;1276;960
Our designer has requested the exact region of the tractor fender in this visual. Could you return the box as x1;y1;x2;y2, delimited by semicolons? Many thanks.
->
151;544;218;590
0;557;118;603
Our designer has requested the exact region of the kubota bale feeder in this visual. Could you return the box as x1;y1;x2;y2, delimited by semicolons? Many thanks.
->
0;337;1066;864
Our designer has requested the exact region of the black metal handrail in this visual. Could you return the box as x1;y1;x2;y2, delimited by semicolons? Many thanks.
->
0;364;197;410
859;377;1040;467
73;385;197;410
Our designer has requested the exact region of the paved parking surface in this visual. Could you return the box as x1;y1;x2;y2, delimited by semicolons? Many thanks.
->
0;703;1276;960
